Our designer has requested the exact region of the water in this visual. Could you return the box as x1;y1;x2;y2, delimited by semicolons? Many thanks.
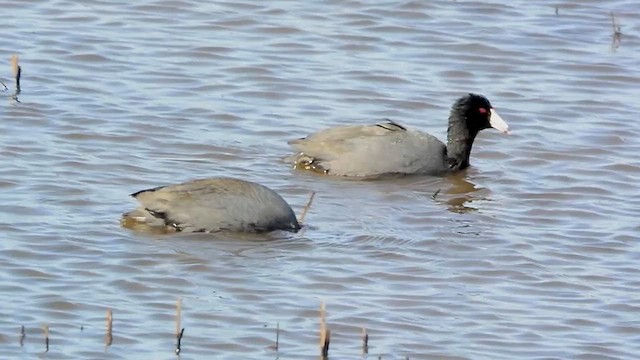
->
1;1;639;359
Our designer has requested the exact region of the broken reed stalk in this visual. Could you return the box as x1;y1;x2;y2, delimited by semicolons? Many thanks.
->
175;298;184;355
105;309;113;348
176;328;185;355
319;302;330;358
19;325;25;347
361;327;369;354
176;299;182;339
299;191;316;224
610;12;621;35
321;330;331;358
11;55;21;94
267;321;280;351
42;324;49;352
431;189;441;200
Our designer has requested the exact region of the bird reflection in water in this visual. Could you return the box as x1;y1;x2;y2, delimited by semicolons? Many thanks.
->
436;172;490;213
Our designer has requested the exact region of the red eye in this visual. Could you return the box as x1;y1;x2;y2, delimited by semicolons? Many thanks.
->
478;108;488;114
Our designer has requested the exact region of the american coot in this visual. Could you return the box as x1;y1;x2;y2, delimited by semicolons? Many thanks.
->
121;178;300;233
288;93;509;177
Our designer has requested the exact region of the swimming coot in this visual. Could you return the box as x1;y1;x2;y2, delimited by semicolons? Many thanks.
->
288;93;509;177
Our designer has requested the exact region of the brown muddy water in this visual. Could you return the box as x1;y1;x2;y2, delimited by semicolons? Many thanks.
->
1;1;639;359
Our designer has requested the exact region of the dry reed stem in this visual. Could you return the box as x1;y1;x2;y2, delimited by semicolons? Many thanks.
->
362;327;369;354
175;298;184;354
610;12;621;35
319;302;325;348
322;329;331;358
299;191;316;224
176;328;185;355
19;325;25;347
105;309;113;348
319;302;330;358
42;324;49;352
267;321;280;351
176;299;182;337
11;55;19;78
11;55;20;93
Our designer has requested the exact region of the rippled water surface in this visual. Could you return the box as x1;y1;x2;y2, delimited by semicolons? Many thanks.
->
1;1;639;359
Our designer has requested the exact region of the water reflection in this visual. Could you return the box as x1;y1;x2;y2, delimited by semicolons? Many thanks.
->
611;32;622;52
438;172;488;214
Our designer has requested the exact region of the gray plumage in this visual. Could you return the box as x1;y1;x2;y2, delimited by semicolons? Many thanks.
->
122;178;300;233
288;93;509;178
289;121;448;177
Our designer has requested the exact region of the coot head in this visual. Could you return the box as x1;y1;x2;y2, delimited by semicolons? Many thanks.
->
455;93;509;135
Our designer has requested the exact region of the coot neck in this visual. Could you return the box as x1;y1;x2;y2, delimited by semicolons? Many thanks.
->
446;113;479;171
